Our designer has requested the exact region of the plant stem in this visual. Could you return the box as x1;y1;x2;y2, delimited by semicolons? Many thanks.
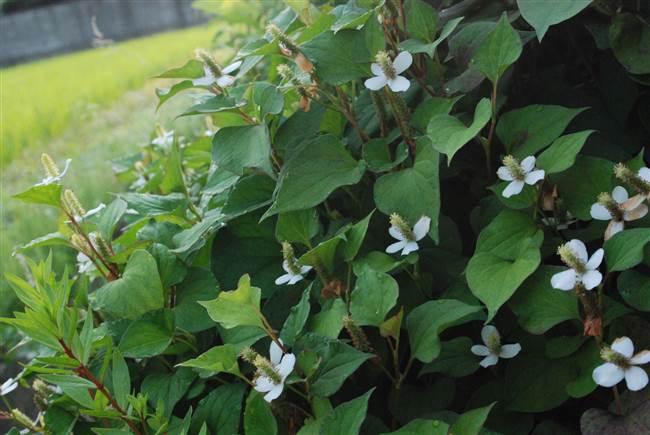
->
335;87;370;143
613;385;623;415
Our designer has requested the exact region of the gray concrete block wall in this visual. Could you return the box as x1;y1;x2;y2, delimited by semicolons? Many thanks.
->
0;0;208;66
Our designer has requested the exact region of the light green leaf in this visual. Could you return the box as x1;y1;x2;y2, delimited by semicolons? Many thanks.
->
174;268;220;333
119;309;174;358
380;419;449;435
39;374;96;409
406;0;438;42
419;337;479;378
363;8;385;56
222;174;276;219
179;95;245;118
191;384;246;434
470;13;522;83
604;228;650;272
399;16;464;58
301;30;371;85
517;0;592;41
244;391;278;435
275;208;320;247
178;344;240;376
450;403;495;435
509;266;580;334
156;59;204;78
141;368;196;418
618;270;650;311
298;232;347;273
331;1;372;33
406;299;483;363
199;274;264;329
252;82;284;119
212;125;273;176
536;130;594;174
363;138;409;173
111;349;130;409
95;198;127;240
281;287;312;346
427;98;491;163
93;250;165;320
117;192;188;217
13;183;61;207
341;211;374;261
496;105;586;157
308;299;347;338
374;138;440;241
264;134;365;218
411;96;462;132
322;389;374;435
350;265;399;326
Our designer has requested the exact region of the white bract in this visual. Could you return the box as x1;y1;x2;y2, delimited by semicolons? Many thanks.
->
364;51;412;92
0;378;18;396
497;155;545;198
275;260;312;285
590;186;648;240
70;203;106;224
193;60;242;88
37;158;71;186
471;325;521;368
593;337;650;391
253;341;296;402
386;215;430;256
76;252;95;274
152;130;174;147
551;239;604;291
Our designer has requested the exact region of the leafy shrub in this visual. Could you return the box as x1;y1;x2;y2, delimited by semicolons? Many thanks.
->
3;1;650;434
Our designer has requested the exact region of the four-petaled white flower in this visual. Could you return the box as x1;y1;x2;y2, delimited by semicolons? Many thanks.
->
152;130;174;147
193;60;242;88
253;340;296;402
386;215;430;256
551;239;604;291
275;260;312;285
37;159;71;186
364;51;412;93
471;325;521;368
593;337;650;391
590;186;648;240
0;378;18;396
497;155;545;198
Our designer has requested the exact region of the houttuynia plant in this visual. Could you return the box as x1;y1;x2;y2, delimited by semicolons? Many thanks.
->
3;0;650;434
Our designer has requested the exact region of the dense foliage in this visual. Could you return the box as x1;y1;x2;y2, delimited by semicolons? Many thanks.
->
3;0;650;434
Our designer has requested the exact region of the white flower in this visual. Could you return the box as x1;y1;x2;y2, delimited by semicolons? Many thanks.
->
193;60;242;88
76;252;95;274
152;130;174;147
471;325;521;368
364;51;412;92
497;155;545;198
386;215;430;256
551;239;604;291
275;260;312;285
639;166;650;184
0;378;18;396
593;337;650;391
590;186;648;240
37;159;71;186
253;340;296;402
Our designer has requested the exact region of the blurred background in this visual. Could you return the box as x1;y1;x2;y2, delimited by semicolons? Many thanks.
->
0;0;273;424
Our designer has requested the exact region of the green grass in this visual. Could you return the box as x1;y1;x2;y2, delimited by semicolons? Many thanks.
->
0;24;221;314
1;24;217;164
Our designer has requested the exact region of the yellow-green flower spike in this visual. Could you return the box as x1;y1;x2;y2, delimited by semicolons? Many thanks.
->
597;192;623;221
40;153;60;178
390;213;415;241
63;189;86;217
614;163;650;194
375;51;396;80
195;48;222;77
282;241;301;275
343;315;372;352
557;243;586;274
253;355;282;384
502;155;525;180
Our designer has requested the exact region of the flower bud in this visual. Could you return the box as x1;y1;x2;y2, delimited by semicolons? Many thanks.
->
389;213;415;241
343;316;372;352
63;189;86;217
557;243;586;274
40;153;60;178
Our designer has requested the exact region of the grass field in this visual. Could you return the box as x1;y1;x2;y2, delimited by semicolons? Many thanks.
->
0;24;221;314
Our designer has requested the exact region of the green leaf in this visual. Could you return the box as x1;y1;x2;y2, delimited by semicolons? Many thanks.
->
95;198;127;240
178;344;241;376
141;368;196;418
252;82;284;119
341;211;374;261
427;98;491;163
411;96;461;132
496;105;586;157
419;337;479;378
244;391;278;435
295;333;371;397
322;389;374;435
406;0;438;42
610;13;650;74
470;13;522;84
157;59;204;78
199;274;264;329
191;384;246;434
212;125;273;176
363;8;385;56
509;266;580;334
350;265;399;326
111;349;130;409
119;309;174;358
298;232;347;273
604;228;650;272
93;250;165;319
281;287;311;346
174;268;220;333
536;130;595;174
222;174;276;219
13;183;61;207
406;299;483;363
363;138;409;173
374;138;440;241
618;270;650;311
179;95;245;117
160;142;185;194
450;403;495;435
149;243;187;289
517;0;592;41
117;192;188;217
39;374;96;409
466;210;542;321
275;208;320;247
308;299;347;338
331;1;372;33
550;156;615;220
156;80;195;109
264;134;365;218
380;419;449;435
400;16;464;58
301;30;371;85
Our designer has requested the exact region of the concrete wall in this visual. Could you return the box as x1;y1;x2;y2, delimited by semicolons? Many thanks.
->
0;0;208;66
